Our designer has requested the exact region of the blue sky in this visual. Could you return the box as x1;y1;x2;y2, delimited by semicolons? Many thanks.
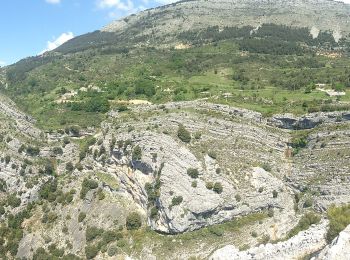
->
0;0;175;66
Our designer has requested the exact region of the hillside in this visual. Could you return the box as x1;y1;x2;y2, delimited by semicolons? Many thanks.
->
0;0;350;259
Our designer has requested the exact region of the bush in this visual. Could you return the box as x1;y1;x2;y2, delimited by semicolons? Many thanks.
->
208;226;224;236
7;194;21;208
108;246;118;257
66;162;74;172
268;208;274;218
327;204;350;242
177;124;191;143
191;181;197;188
187;168;199;179
126;212;142;230
208;151;217;159
213;182;223;194
52;147;63;155
150;207;159;219
303;198;313;208
132;145;142;161
206;182;214;190
5;155;10;164
85;245;99;259
78;212;86;222
86;226;104;242
26;146;40;156
80;178;98;199
262;163;272;172
235;194;242;202
272;190;278;198
288;212;321;238
171;196;183;207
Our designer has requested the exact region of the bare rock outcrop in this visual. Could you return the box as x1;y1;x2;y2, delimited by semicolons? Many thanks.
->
210;220;329;260
315;224;350;260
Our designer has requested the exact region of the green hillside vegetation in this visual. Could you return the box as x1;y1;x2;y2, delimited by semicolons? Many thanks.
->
1;24;350;131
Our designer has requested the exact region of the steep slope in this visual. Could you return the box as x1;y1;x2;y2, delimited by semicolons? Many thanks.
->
57;0;350;53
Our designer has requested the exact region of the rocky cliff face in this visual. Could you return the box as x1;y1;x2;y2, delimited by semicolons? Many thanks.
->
1;97;350;259
210;220;329;260
102;0;350;43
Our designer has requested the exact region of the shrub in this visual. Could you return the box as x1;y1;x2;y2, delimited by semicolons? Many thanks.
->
303;198;313;208
66;162;74;172
191;181;197;188
26;146;40;156
208;226;224;236
78;212;86;222
206;182;214;190
85;245;99;259
80;178;98;199
208;151;217;159
108;246;118;257
52;147;63;155
102;230;119;244
187;168;199;179
272;190;278;198
177;124;191;143
194;132;202;140
5;155;11;164
258;187;264;193
0;206;5;215
262;163;272;172
235;194;242;202
171;196;183;207
86;226;104;242
327;204;350;242
43;160;55;175
150;207;159;219
126;212;142;230
7;194;21;208
251;231;258;237
132;145;142;161
288;212;321;238
268;208;274;218
213;182;223;194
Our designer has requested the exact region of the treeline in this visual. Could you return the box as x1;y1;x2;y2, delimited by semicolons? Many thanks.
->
238;38;305;55
178;24;342;55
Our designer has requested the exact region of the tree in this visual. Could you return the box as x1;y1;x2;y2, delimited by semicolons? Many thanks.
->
213;182;223;194
177;124;191;143
187;168;199;179
132;145;142;161
126;212;142;230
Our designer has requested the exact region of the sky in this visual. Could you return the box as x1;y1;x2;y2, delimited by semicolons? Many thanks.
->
0;0;176;66
0;0;349;66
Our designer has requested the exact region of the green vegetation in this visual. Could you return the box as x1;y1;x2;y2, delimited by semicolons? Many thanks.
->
213;182;223;194
3;22;350;132
78;212;87;222
187;168;199;179
171;196;183;207
327;204;350;242
132;145;142;161
96;172;119;190
287;212;321;238
126;212;142;230
208;151;217;160
80;178;98;199
177;125;191;143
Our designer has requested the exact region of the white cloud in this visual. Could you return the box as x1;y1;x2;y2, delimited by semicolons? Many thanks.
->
0;60;6;67
154;0;177;3
45;0;61;4
97;0;134;11
40;32;74;54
